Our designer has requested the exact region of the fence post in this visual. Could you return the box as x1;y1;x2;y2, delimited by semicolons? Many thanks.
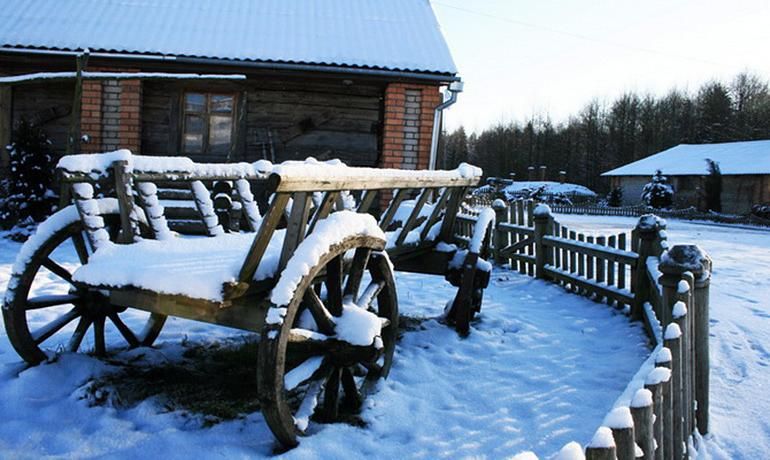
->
585;426;617;460
492;199;508;265
631;388;655;460
606;407;635;460
631;215;662;321
645;367;671;460
533;203;553;280
659;244;712;435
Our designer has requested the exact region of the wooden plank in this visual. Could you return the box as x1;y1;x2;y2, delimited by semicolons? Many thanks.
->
113;161;139;243
419;188;450;242
497;237;534;258
307;191;339;235
238;193;291;284
496;223;535;236
561;226;569;275
395;189;431;247
357;189;377;215
273;173;480;193
379;188;410;230
110;289;268;332
577;233;586;280
607;235;617;292
279;192;312;271
439;187;466;242
586;235;595;281
618;233;627;291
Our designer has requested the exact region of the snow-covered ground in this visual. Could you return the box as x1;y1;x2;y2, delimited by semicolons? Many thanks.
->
556;214;770;459
0;228;650;458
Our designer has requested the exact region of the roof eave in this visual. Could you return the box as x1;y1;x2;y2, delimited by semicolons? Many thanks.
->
0;46;460;84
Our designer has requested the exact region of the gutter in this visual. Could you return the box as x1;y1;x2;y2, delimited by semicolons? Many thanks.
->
0;47;460;84
429;80;463;170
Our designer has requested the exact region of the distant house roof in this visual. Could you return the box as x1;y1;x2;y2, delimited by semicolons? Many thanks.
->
602;140;770;177
0;0;457;76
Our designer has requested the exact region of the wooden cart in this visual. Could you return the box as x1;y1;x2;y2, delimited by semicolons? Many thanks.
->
2;152;492;447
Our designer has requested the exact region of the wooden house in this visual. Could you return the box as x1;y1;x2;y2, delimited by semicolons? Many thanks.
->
0;0;460;177
602;140;770;213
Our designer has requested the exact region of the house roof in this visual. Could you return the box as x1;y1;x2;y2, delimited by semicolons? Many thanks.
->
602;140;770;177
0;0;457;76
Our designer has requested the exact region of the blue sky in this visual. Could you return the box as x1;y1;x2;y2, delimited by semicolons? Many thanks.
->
431;0;770;132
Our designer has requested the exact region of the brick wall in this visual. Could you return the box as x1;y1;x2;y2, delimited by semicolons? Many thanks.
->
78;73;141;153
380;82;441;171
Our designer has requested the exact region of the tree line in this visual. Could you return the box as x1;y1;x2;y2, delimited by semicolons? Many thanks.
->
440;72;770;193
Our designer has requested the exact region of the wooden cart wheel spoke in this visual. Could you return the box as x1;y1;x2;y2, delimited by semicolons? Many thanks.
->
356;280;385;310
302;290;336;336
108;312;140;347
340;366;363;410
93;315;107;356
324;255;344;317
25;294;80;311
284;356;331;393
41;257;76;286
67;315;93;352
318;367;342;422
31;307;81;345
71;231;90;264
343;247;371;300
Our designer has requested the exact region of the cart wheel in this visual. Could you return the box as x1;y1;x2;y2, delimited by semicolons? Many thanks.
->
258;236;398;447
3;201;167;365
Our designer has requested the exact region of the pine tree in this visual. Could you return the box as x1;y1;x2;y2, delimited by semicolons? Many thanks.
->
0;120;58;230
641;170;673;209
607;187;623;207
703;159;722;212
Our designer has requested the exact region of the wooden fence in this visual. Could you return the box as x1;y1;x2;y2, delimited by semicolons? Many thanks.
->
462;198;712;459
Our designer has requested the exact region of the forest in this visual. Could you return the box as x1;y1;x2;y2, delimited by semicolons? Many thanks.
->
440;72;770;193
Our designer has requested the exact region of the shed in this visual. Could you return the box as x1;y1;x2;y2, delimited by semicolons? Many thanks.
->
601;140;770;213
0;0;459;177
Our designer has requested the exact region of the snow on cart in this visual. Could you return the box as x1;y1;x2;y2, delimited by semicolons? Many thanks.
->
1;150;493;447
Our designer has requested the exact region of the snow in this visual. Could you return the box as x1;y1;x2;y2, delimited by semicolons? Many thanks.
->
532;203;552;218
73;231;283;301
469;208;495;253
602;140;770;176
0;0;457;75
270;211;385;307
672;301;688;319
333;300;382;347
645;367;671;385
656;347;672;364
664;323;682;340
588;426;615;448
604;406;633;429
502;181;597;199
0;72;246;84
272;159;481;185
0;230;652;458
554;442;585;459
631;389;653;408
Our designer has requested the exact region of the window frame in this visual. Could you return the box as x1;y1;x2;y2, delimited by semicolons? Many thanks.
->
181;91;237;157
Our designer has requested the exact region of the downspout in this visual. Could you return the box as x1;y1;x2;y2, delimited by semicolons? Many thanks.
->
429;80;463;170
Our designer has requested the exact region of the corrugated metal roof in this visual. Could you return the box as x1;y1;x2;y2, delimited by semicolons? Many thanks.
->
602;140;770;176
0;0;457;75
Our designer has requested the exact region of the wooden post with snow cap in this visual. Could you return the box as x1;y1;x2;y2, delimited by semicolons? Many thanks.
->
557;442;586;459
606;407;635;460
533;203;553;280
659;244;712;435
655;345;674;459
492;198;509;265
644;366;671;460
631;215;662;322
630;388;655;460
585;426;617;460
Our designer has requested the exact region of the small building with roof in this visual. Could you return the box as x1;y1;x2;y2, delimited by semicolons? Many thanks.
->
602;139;770;213
0;0;460;177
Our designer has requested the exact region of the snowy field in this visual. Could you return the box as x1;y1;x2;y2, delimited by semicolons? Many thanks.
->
556;214;770;459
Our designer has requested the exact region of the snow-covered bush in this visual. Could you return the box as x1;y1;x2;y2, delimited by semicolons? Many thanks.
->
607;187;623;207
0;120;58;235
641;170;673;209
527;185;572;205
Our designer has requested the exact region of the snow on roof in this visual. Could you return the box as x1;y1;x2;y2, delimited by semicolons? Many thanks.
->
503;181;597;197
0;0;457;75
602;140;770;176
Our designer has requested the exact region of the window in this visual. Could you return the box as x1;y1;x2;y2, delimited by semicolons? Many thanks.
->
182;93;235;156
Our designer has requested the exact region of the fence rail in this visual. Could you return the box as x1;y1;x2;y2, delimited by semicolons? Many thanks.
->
461;198;711;459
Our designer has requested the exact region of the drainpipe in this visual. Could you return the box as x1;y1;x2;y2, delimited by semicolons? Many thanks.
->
429;80;463;170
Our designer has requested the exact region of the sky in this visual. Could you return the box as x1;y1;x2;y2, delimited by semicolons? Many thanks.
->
431;0;770;133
